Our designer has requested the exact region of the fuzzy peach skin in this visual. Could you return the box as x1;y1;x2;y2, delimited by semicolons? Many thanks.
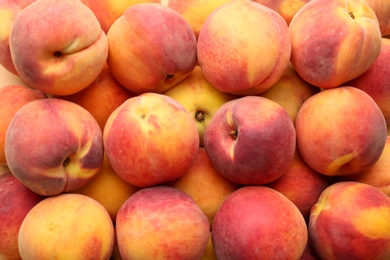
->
289;0;382;89
116;186;210;259
168;147;240;227
197;0;291;96
212;186;308;259
107;3;197;94
0;169;44;260
309;181;390;259
103;93;199;188
267;150;330;221
345;38;390;125
18;193;114;260
73;153;139;223
162;0;232;38
0;84;46;165
203;96;296;185
5;98;104;196
0;0;36;75
9;0;108;95
364;0;390;36
163;66;238;146
295;87;387;176
259;62;320;124
339;136;390;197
55;64;135;132
81;0;161;34
252;0;310;25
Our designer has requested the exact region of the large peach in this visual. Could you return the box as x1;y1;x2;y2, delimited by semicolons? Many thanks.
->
289;0;382;88
107;3;197;94
81;0;160;34
5;98;104;196
0;0;36;75
168;147;239;227
345;38;390;125
163;65;237;146
103;93;199;187
203;95;296;185
295;86;387;176
116;186;210;259
0;169;44;260
309;181;390;259
18;193;114;259
0;84;46;165
55;64;135;132
9;0;108;95
212;186;308;259
259;62;320;124
197;0;291;95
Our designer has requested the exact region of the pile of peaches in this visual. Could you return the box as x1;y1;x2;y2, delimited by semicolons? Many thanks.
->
1;0;390;259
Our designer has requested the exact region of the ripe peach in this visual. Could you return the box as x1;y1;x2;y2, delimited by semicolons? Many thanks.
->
5;98;104;196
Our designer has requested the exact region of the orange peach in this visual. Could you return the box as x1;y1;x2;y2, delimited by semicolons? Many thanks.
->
345;38;390;125
9;0;108;95
163;65;238;146
212;186;308;259
107;3;197;94
252;0;310;25
163;0;231;38
289;0;382;88
259;62;320;124
168;147;240;227
309;181;390;259
103;93;199;187
295;86;387;176
0;0;36;75
364;0;390;36
55;64;135;132
267;150;330;221
116;186;210;259
73;153;139;222
81;0;161;34
0;169;44;260
197;0;291;95
0;84;46;165
18;193;115;259
5;98;104;196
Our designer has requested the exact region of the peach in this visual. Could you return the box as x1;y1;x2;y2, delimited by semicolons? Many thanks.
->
163;0;231;38
0;64;28;88
73;153;139;222
103;93;199;187
0;84;46;165
309;181;390;259
203;95;296;185
5;98;104;196
163;65;238;146
55;64;135;132
364;0;390;36
116;186;210;259
344;38;390;125
18;193;114;259
289;0;382;88
107;3;197;94
0;169;44;260
267;150;330;221
9;0;108;95
168;147;240;227
338;136;390;197
295;86;387;176
197;0;291;95
212;186;308;259
81;0;161;34
259;62;320;124
0;0;36;75
252;0;310;25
